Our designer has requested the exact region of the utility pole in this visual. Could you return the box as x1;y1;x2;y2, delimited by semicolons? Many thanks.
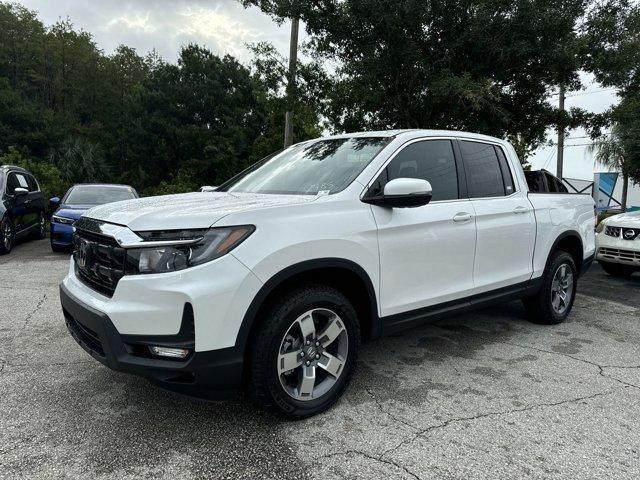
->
284;16;299;148
556;84;565;180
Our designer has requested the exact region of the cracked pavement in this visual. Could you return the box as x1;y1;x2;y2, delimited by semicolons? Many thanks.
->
1;239;640;479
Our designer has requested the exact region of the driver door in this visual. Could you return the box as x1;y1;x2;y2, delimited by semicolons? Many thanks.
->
6;172;29;232
367;139;477;318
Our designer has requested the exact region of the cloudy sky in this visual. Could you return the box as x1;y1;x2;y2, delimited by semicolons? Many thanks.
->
16;0;619;180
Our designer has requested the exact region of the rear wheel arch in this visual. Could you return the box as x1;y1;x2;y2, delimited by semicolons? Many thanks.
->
237;258;379;366
548;230;584;275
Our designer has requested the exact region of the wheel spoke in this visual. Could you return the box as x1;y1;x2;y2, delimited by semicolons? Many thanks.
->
278;350;303;374
298;365;316;398
318;315;345;348
298;313;316;341
558;290;567;307
551;293;561;311
317;352;345;378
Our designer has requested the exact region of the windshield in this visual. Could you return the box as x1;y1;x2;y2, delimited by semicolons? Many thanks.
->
64;185;137;205
222;137;391;195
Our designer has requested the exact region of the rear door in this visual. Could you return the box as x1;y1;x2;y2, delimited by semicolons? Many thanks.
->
368;138;477;317
24;173;43;226
458;140;536;292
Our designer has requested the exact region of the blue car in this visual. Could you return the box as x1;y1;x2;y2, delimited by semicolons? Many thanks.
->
49;184;138;252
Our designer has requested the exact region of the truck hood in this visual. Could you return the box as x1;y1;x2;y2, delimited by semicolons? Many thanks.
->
83;192;317;231
607;211;640;227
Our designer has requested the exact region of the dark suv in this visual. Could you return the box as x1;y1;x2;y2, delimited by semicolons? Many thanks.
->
0;165;46;254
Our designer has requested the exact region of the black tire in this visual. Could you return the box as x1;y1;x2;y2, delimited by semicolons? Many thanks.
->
523;250;577;325
246;284;361;419
599;261;635;278
32;212;46;240
0;216;15;255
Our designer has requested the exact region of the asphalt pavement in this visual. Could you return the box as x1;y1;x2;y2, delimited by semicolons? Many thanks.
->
1;239;639;479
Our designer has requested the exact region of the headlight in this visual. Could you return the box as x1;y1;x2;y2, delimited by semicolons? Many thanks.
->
125;225;255;274
596;220;606;233
52;215;75;225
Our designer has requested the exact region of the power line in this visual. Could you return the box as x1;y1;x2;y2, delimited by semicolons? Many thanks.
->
549;87;617;98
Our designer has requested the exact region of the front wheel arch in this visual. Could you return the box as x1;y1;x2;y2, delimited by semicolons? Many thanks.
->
236;259;379;371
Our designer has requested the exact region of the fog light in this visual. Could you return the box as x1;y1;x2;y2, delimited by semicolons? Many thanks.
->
149;346;190;359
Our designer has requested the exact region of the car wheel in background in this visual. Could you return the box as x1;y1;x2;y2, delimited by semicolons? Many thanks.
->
32;212;47;240
599;261;635;278
523;250;577;325
247;284;360;418
0;216;15;255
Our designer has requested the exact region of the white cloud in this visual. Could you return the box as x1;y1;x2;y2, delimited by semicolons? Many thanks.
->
14;0;298;62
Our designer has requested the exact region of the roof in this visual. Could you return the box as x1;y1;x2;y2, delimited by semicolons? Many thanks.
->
313;129;508;144
71;183;134;189
0;165;29;174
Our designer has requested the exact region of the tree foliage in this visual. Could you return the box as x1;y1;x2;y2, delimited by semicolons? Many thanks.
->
0;1;319;196
0;0;639;195
244;0;600;159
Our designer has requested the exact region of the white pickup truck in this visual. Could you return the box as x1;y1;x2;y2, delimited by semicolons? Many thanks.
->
59;130;596;418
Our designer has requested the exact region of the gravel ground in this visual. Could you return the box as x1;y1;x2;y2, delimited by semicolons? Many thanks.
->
1;239;639;479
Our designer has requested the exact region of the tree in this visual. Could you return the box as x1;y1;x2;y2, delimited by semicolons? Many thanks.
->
249;42;325;160
48;136;109;183
243;0;592;153
588;125;633;212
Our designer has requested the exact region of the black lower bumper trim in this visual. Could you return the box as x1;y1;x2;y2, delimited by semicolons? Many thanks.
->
60;284;244;400
580;253;595;277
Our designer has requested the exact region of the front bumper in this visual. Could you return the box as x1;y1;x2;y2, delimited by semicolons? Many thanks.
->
595;233;640;267
50;222;74;246
60;284;244;399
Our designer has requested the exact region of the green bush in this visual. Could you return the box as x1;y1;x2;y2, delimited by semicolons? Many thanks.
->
0;146;71;207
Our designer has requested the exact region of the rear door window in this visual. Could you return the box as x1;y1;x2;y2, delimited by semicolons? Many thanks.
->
459;141;506;198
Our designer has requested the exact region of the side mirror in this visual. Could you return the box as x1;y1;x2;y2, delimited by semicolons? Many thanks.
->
14;187;29;197
199;186;218;192
49;197;61;208
363;178;433;208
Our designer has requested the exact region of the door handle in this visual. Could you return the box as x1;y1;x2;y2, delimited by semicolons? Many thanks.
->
513;206;529;214
453;213;472;223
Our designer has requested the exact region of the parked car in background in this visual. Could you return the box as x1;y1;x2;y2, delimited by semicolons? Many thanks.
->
0;165;46;255
59;130;595;418
596;210;640;277
50;184;138;252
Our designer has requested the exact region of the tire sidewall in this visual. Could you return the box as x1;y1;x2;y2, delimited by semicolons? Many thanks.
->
545;252;577;323
0;216;14;254
260;287;360;417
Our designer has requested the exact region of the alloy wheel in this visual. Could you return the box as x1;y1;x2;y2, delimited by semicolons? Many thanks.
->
551;263;574;315
2;219;12;250
277;308;349;401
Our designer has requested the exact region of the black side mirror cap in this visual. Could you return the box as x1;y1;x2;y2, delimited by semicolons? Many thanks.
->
362;192;432;208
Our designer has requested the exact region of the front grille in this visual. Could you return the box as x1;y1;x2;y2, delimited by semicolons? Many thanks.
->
64;310;105;357
598;247;640;263
622;228;640;241
73;229;126;297
605;226;621;238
